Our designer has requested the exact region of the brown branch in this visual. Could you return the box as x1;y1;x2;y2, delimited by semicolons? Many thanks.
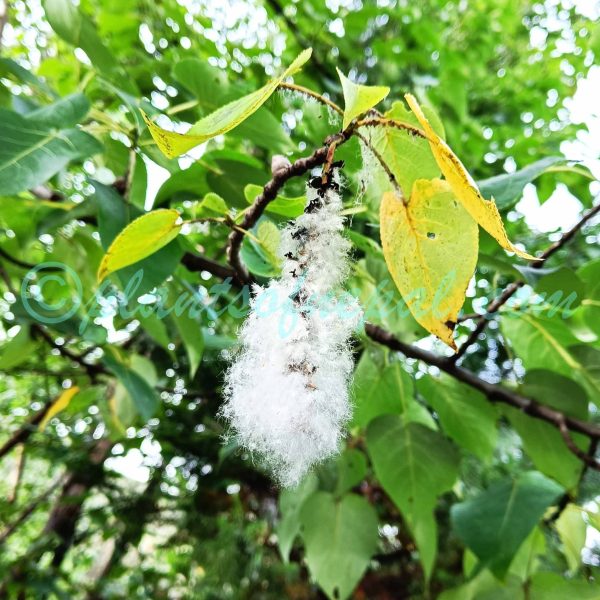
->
364;322;600;469
453;201;600;360
31;324;104;380
0;476;64;546
181;252;238;281
279;81;343;114
226;130;352;283
0;247;39;271
0;400;53;460
356;117;426;139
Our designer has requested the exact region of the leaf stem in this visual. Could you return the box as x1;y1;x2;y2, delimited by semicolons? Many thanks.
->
278;81;343;115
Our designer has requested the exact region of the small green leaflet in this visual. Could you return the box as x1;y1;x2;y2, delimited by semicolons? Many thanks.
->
336;68;389;129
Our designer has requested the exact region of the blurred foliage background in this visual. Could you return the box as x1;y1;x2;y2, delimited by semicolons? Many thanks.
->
0;0;600;598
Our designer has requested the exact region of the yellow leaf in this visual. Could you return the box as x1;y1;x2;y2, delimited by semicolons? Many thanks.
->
144;49;312;159
336;68;390;130
380;179;478;349
39;386;80;431
97;209;181;282
404;93;536;260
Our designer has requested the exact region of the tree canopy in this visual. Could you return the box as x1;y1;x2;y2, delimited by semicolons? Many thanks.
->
0;0;599;598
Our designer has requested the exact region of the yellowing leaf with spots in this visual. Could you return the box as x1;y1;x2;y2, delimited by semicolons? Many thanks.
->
380;179;478;349
98;209;181;282
39;386;80;431
404;94;536;260
336;68;390;130
143;49;312;158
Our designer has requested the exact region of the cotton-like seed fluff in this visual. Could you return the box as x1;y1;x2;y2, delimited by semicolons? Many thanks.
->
221;171;362;487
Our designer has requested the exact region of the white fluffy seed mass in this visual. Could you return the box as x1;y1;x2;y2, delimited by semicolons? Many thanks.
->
221;173;362;487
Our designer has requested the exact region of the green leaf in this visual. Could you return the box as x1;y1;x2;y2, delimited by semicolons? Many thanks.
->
532;267;584;313
0;108;101;195
367;101;441;196
137;312;171;352
504;370;587;489
502;313;579;376
578;258;600;337
438;570;525;600
144;49;312;158
244;184;305;218
155;163;209;207
172;307;204;378
240;218;282;278
335;449;368;496
0;326;37;369
417;373;497;461
555;504;586;573
450;471;564;577
502;314;600;401
477;157;564;209
43;0;122;79
336;68;389;130
42;0;81;43
103;352;159;421
0;57;57;97
300;492;379;600
367;417;459;579
97;209;182;282
195;192;229;217
276;472;318;562
27;93;90;128
352;351;433;428
528;572;600;600
128;152;148;208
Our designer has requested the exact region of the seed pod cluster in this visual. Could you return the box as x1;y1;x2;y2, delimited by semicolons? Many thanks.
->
221;170;361;487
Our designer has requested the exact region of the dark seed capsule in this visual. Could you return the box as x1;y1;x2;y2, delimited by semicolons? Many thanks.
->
292;227;308;240
305;198;322;213
308;176;323;189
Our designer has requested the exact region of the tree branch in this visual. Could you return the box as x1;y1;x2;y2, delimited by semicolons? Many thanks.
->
181;252;238;281
453;201;600;360
226;130;352;283
364;322;600;469
0;400;53;460
0;476;64;546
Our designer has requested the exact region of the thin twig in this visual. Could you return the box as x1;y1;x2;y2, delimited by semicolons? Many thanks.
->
278;81;343;114
0;475;65;546
226;130;352;283
356;117;426;138
453;201;600;361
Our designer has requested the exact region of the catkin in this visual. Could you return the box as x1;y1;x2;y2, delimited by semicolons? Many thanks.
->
221;171;362;487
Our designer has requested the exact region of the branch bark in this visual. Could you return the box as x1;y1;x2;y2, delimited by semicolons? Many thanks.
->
454;201;600;360
364;322;600;469
226;130;351;283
